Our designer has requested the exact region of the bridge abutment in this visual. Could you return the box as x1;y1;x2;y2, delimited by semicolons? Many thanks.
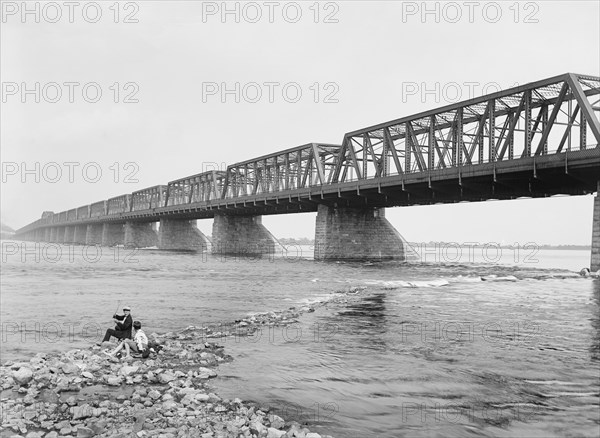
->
314;205;416;260
211;213;279;256
158;219;210;251
102;223;124;247
86;224;104;245
592;188;600;272
124;222;158;249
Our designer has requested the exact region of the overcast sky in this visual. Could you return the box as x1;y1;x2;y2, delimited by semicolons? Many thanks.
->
1;1;599;245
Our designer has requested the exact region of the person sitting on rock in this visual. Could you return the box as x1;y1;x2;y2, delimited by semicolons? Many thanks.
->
106;321;148;359
101;306;133;343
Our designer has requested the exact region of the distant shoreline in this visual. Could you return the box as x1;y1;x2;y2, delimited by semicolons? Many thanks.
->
277;238;591;251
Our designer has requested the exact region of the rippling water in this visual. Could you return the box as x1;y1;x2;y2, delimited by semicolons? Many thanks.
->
1;241;598;437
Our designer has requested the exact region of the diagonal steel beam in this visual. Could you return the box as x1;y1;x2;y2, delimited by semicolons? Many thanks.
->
534;82;569;156
566;73;600;143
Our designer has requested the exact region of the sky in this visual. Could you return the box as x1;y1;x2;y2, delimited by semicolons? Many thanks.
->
1;1;599;245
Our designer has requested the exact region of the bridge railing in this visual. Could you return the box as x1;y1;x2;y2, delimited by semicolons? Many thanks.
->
107;194;132;215
132;185;167;211
90;201;108;217
77;205;90;220
223;143;342;199
333;73;600;182
166;171;226;206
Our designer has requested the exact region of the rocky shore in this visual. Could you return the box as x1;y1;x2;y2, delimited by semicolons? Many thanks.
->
0;291;366;438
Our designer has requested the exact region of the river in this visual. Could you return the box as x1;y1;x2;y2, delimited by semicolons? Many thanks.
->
1;240;598;437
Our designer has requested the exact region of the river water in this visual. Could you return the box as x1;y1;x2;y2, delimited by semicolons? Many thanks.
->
1;240;598;437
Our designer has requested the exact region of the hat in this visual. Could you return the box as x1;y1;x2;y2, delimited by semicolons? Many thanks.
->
123;306;131;311
133;321;141;329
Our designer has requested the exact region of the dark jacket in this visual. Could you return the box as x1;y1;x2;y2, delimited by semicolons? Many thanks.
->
113;314;133;339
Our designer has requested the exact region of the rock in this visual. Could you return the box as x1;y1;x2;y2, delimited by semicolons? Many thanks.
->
45;432;59;438
269;414;285;429
158;372;175;384
66;395;79;406
71;403;93;420
38;389;60;404
59;426;73;435
197;367;217;379
62;362;80;374
306;434;322;438
106;376;122;386
81;371;94;379
76;426;95;437
148;390;161;400
267;428;286;438
12;367;33;385
250;421;265;435
120;365;139;376
195;393;210;402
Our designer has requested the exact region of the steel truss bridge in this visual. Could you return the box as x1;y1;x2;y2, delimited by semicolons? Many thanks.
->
16;73;600;235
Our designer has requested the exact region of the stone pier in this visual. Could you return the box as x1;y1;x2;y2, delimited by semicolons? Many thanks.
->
63;226;75;244
86;224;104;245
158;219;211;251
73;225;87;245
44;228;50;242
211;213;280;256
101;223;125;247
124;222;158;249
592;186;600;272
314;204;416;260
34;229;44;242
49;227;58;243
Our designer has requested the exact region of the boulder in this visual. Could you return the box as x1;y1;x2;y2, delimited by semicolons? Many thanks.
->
12;367;33;385
267;428;286;438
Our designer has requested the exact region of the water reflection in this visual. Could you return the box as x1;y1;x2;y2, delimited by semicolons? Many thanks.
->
334;293;388;352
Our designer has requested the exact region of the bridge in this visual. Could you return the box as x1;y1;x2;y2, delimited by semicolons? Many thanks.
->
14;73;600;269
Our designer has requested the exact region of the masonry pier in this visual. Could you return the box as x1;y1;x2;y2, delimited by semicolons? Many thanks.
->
124;222;158;249
72;225;87;245
86;224;104;245
158;219;210;251
592;183;600;272
101;223;124;247
63;226;75;244
314;205;416;260
211;213;280;256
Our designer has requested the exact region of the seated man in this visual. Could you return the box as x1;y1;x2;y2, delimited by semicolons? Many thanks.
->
101;306;133;343
106;321;148;359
